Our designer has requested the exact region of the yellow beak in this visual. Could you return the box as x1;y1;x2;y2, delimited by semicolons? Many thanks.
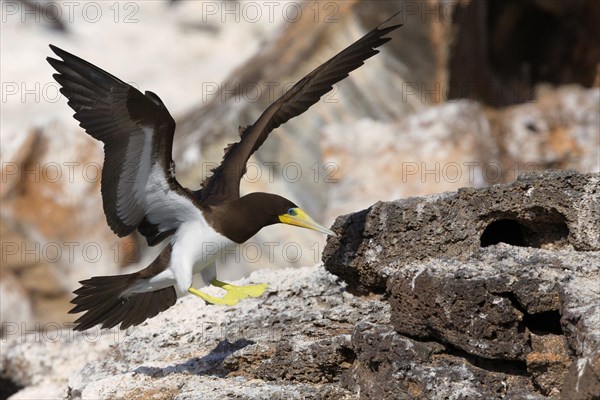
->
278;208;336;236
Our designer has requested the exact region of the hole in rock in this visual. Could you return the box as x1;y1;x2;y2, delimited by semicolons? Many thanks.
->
480;219;525;247
480;209;570;249
524;310;563;335
338;346;357;365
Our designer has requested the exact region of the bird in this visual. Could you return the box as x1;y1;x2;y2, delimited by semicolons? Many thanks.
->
47;13;401;331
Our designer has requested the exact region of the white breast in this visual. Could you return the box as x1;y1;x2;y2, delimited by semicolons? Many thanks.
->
129;214;234;295
169;216;234;293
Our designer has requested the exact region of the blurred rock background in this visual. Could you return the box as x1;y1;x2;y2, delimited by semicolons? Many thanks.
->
1;0;598;333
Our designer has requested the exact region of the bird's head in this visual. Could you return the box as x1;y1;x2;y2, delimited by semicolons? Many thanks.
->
251;193;335;236
217;193;335;243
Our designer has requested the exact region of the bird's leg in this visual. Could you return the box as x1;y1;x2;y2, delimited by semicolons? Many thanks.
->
188;287;238;306
211;279;269;300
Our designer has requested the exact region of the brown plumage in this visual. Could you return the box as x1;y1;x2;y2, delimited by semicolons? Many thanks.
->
48;13;401;331
70;247;177;330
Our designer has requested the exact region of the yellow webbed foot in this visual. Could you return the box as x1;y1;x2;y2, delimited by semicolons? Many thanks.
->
188;287;238;306
212;279;269;300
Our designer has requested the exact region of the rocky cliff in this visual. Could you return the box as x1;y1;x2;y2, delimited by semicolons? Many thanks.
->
2;0;598;331
325;169;599;399
1;0;599;397
1;170;598;399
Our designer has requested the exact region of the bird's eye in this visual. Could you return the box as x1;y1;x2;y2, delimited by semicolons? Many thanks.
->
288;208;297;216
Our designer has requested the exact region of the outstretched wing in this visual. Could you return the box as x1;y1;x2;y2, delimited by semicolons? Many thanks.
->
198;14;402;205
48;45;200;245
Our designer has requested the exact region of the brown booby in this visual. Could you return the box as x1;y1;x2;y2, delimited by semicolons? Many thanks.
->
47;14;401;331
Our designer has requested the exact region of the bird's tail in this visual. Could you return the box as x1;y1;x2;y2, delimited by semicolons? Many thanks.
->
69;274;177;331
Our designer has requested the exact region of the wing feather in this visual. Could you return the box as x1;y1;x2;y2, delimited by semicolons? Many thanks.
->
48;45;198;245
198;14;401;205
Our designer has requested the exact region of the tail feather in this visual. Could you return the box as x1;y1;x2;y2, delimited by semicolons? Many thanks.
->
69;274;177;331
